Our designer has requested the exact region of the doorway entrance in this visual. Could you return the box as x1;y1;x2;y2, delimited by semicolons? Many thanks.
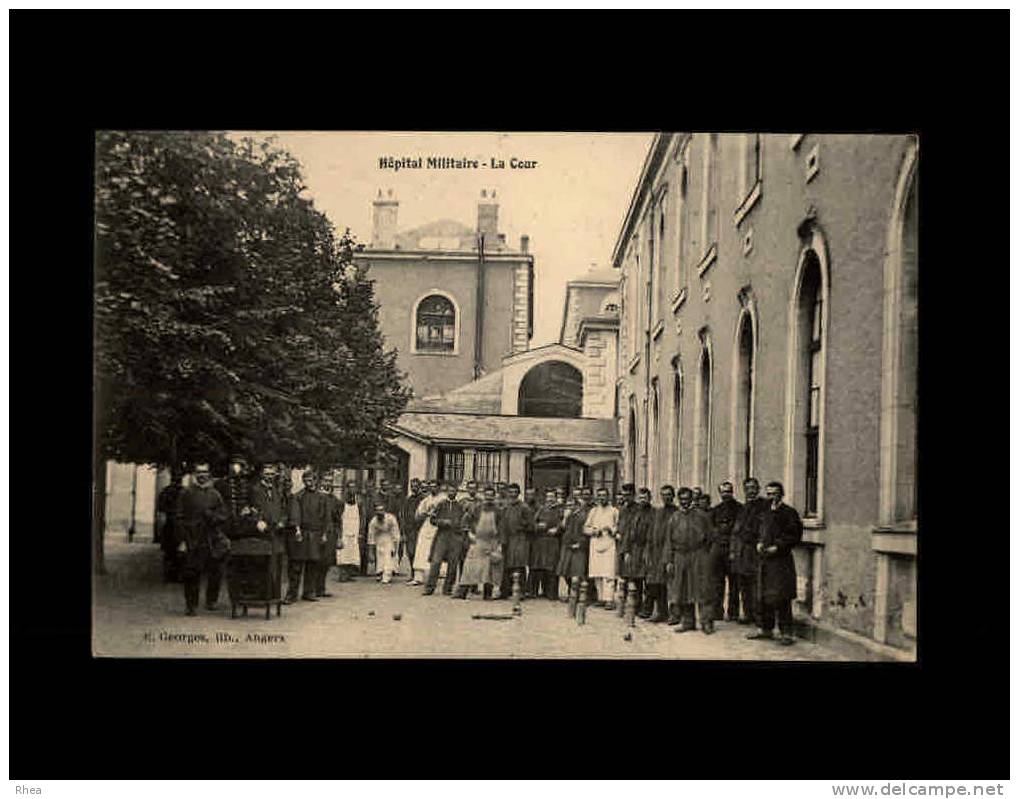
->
529;456;589;497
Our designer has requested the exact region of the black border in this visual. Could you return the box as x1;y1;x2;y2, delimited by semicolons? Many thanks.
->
11;10;1008;780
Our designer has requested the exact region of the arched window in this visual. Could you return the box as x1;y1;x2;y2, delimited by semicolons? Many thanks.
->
413;293;457;353
880;146;918;525
701;133;719;256
730;304;756;487
693;332;712;490
649;379;660;493
672;356;684;486
517;361;583;418
785;236;829;520
627;401;638;484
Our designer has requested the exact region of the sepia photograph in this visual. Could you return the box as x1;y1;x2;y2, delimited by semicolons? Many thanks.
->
91;130;919;662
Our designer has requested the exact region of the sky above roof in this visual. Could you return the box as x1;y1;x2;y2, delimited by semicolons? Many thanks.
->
235;131;653;346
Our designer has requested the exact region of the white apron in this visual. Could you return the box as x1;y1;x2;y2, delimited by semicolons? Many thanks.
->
337;501;362;567
412;494;440;572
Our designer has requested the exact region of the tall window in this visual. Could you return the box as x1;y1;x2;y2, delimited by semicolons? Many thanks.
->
800;255;824;517
651;198;665;323
675;141;690;293
740;133;762;201
701;133;719;255
628;403;638;483
694;338;712;490
415;294;456;352
672;358;683;485
649;379;660;493
438;448;464;486
896;173;918;521
732;311;755;486
474;450;502;485
647;212;656;331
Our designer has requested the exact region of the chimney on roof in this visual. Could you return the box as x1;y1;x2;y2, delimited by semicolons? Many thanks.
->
371;188;398;249
477;188;498;242
520;234;529;253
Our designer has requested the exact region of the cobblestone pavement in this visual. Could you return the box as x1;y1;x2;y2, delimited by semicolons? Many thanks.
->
94;539;854;660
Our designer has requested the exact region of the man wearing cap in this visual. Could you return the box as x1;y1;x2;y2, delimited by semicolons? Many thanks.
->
746;481;803;646
214;454;256;539
286;470;330;603
174;463;229;615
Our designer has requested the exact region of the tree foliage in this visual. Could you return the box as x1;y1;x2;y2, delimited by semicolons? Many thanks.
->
94;131;411;471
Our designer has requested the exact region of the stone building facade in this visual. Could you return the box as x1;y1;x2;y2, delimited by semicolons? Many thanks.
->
612;133;918;655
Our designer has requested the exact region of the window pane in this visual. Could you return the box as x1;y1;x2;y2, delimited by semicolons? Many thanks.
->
812;296;823;341
810;349;822;389
805;430;819;515
809;386;821;428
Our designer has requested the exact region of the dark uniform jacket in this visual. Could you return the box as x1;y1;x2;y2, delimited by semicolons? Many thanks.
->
320;492;344;564
214;475;256;538
401;492;424;547
732;497;768;575
287;489;331;562
530;502;563;571
710;497;743;564
664;507;713;604
429;497;467;561
645;504;677;584
620;503;656;580
499;500;535;569
556;504;591;579
614;503;635;575
157;483;183;552
757;503;803;603
250;481;288;555
174;485;229;557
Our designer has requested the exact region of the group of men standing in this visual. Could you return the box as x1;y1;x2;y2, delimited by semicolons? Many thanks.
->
157;455;407;616
157;458;804;646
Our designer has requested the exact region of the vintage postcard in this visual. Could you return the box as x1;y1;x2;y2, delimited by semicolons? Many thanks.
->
92;131;918;661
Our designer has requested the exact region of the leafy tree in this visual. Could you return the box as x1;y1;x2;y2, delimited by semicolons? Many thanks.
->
94;131;410;570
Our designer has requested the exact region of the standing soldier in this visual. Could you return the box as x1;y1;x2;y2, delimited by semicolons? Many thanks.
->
497;483;534;600
401;478;424;584
747;481;803;645
423;483;466;596
732;477;767;625
315;472;342;598
286;470;329;603
613;484;636;605
529;488;563;600
250;462;288;602
156;469;184;582
556;487;591;599
642;485;677;622
584;487;619;608
711;481;743;621
619;487;654;615
664;487;716;634
174;463;229;615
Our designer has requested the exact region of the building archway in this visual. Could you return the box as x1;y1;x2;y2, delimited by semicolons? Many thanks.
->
517;360;583;418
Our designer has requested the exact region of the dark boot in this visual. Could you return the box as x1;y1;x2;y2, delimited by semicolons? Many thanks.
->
482;584;493;601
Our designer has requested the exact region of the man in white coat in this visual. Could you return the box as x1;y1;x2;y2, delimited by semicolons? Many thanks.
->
409;480;443;587
337;481;363;581
584;486;619;608
367;501;401;584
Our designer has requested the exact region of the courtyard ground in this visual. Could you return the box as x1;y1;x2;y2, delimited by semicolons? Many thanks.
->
93;537;877;660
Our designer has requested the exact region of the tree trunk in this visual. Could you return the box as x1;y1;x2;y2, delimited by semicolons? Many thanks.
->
93;438;107;576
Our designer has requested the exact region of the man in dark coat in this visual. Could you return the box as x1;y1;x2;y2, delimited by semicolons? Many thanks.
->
174;463;229;615
664;487;717;634
250;462;289;600
614;483;636;577
643;485;676;622
747;481;803;645
156;470;184;582
497;483;534;600
556;489;591;585
423;482;467;596
529;488;562;600
697;491;727;624
619;487;654;615
315;472;343;597
400;478;424;582
286;470;330;603
710;481;743;621
732;477;768;625
214;454;256;539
